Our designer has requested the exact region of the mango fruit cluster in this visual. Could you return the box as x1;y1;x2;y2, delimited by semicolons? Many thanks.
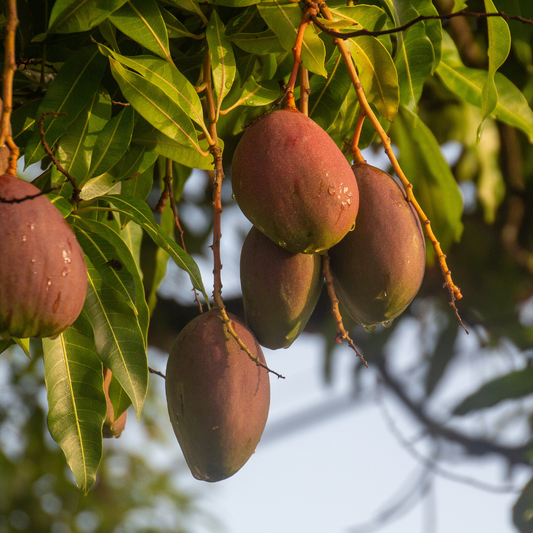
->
165;109;426;483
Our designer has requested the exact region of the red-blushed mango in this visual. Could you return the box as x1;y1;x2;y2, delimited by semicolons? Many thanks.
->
329;163;426;328
165;310;270;482
240;226;322;349
0;174;87;339
231;108;359;254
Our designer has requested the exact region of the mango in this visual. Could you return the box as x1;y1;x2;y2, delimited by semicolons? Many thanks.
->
165;309;270;482
240;226;322;349
329;163;426;327
231;108;359;254
0;175;87;339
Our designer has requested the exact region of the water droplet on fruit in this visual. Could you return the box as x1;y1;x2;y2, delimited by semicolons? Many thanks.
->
350;222;356;231
328;186;335;195
231;193;236;200
22;235;26;242
376;289;388;300
30;224;35;230
31;259;35;263
61;268;69;277
363;324;376;332
278;240;287;248
382;320;393;328
46;278;52;294
62;250;71;263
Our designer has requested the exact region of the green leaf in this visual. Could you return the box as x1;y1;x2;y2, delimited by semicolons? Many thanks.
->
106;370;131;419
161;7;203;39
307;53;351;131
101;194;209;303
81;143;157;201
224;77;280;109
513;477;533;533
328;6;399;122
478;0;511;139
42;311;106;494
133;125;215;170
109;0;171;62
164;0;209;25
24;46;108;167
453;366;533;416
48;0;127;34
81;105;135;188
392;106;463;256
13;338;31;358
98;46;206;132
120;220;144;273
99;18;121;52
0;339;14;356
109;59;204;154
436;33;533;142
258;2;327;77
207;10;237;120
83;256;148;417
381;0;435;112
11;98;41;152
207;0;260;6
53;91;112;191
74;218;149;345
227;28;285;55
121;158;156;202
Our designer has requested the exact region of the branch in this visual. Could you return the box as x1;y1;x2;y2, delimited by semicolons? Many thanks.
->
375;356;532;466
310;10;533;41
38;112;81;203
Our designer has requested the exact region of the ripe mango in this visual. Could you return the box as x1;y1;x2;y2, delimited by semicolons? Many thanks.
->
165;310;270;482
240;226;322;349
231;108;359;254
0;175;87;339
329;163;426;327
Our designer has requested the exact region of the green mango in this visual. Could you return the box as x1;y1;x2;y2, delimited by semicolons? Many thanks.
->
240;226;323;349
231;108;359;254
329;163;426;328
165;309;270;482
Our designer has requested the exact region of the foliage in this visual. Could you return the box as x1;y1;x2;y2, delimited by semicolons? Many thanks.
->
1;0;533;531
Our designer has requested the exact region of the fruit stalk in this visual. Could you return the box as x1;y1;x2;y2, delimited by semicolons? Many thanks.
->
322;252;367;367
0;0;18;174
318;2;465;312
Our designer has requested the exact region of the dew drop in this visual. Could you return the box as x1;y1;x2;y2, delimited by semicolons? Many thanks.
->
350;222;356;231
328;186;336;195
363;324;376;332
61;268;69;277
22;235;26;242
382;320;393;328
231;193;236;200
46;278;52;294
30;224;35;230
62;250;71;264
31;259;35;263
277;240;287;248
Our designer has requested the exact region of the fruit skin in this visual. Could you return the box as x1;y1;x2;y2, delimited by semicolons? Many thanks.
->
165;310;270;482
231;108;359;254
0;174;88;339
240;226;322;349
329;163;426;327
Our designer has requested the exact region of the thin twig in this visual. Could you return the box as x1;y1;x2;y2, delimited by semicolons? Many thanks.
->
319;2;466;330
299;66;311;116
322;252;368;367
149;366;166;379
347;107;366;163
38;112;81;203
310;10;533;41
102;91;130;106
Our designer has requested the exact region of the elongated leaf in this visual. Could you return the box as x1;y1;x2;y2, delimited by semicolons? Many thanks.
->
207;0;260;6
109;0;171;61
258;2;327;77
98;45;206;131
225;77;280;109
14;338;31;358
165;0;209;25
436;33;533;142
381;0;434;112
228;28;285;54
121;160;155;202
109;59;203;155
83;256;148;417
24;46;107;167
106;370;131;420
392;106;463;255
308;53;351;131
74;218;149;345
0;339;14;356
133;126;215;170
42;311;106;494
81;143;157;201
54;91;112;190
120;220;144;273
82;105;135;187
479;0;511;138
453;366;533;416
99;194;209;303
11;98;41;151
48;0;127;34
207;10;237;119
328;5;399;121
161;7;202;39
